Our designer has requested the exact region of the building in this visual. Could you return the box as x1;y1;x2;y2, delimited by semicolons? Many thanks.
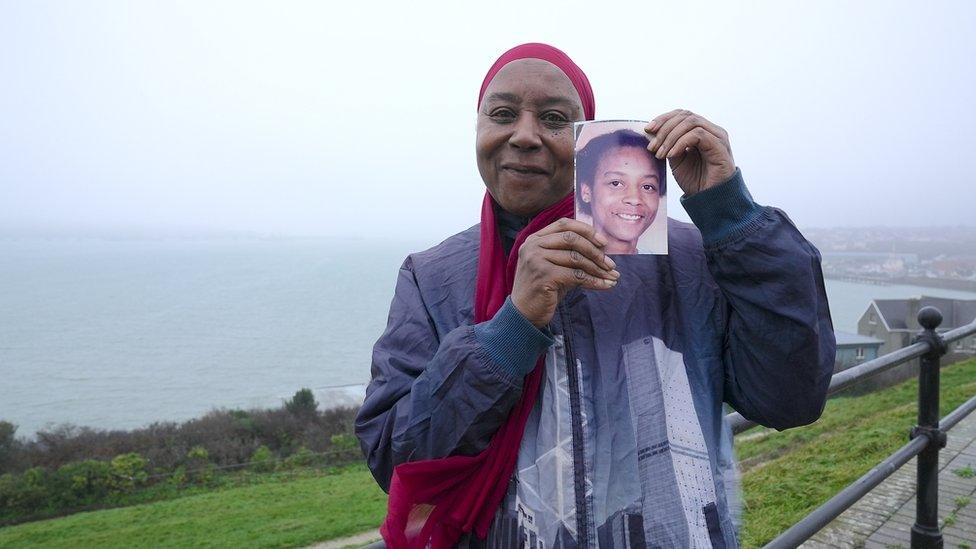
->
859;296;976;356
834;331;883;372
855;296;976;390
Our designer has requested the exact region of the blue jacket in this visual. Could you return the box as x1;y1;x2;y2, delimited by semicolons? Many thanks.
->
356;170;835;548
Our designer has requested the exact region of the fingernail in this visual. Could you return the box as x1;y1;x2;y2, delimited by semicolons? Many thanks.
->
649;138;657;149
605;255;616;269
608;269;620;279
604;278;617;287
656;148;665;159
595;232;608;246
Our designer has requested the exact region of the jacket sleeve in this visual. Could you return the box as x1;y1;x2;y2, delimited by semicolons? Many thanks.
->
354;256;554;491
681;169;836;431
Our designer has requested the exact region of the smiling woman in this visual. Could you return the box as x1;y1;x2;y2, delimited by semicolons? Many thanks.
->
575;125;668;255
356;42;836;549
475;58;584;218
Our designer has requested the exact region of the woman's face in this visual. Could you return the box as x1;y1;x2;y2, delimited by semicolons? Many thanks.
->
582;146;661;254
476;59;583;217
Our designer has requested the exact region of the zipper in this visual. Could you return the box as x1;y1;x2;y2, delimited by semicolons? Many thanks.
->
557;301;590;546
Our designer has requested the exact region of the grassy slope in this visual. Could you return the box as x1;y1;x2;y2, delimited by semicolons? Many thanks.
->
737;357;976;547
2;358;974;548
0;465;387;548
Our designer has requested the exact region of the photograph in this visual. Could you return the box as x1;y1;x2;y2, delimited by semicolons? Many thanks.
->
574;120;668;255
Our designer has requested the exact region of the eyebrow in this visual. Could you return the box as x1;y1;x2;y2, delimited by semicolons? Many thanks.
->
604;171;660;179
484;92;579;109
484;92;521;104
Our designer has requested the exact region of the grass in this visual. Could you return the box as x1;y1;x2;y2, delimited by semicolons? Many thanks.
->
941;495;970;529
3;357;974;548
736;357;976;547
0;464;387;548
955;465;975;479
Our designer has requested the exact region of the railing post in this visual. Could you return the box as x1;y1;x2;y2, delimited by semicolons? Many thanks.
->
911;306;947;549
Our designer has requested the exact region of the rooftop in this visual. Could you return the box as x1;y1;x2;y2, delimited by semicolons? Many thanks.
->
835;331;884;347
872;296;976;331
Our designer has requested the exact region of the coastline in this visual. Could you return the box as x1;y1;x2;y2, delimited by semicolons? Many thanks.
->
825;274;976;292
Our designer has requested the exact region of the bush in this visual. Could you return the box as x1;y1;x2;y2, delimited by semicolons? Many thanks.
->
0;473;17;511
185;446;214;484
229;409;256;433
110;453;148;492
282;447;318;470
329;433;357;451
5;402;360;477
285;388;318;417
0;467;50;519
250;445;275;473
52;460;112;508
167;465;187;487
0;421;19;474
329;433;359;463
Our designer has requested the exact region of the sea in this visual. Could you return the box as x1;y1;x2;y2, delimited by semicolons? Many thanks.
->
2;237;975;438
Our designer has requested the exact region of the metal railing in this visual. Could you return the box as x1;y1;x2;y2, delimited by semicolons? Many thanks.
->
363;308;976;549
762;307;976;548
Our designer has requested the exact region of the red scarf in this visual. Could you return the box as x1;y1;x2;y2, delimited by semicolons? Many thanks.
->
381;43;594;548
381;193;574;548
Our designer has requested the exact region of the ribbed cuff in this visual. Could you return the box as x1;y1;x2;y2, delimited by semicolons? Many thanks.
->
680;168;764;247
474;297;554;378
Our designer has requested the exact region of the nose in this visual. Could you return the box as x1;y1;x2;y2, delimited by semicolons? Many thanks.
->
622;184;641;206
508;111;542;150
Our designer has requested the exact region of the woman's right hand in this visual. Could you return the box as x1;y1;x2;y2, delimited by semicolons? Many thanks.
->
510;218;619;328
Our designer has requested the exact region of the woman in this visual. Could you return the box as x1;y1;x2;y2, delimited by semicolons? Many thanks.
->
356;43;835;548
576;129;667;254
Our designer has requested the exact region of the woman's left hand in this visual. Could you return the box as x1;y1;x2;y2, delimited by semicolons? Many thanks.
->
645;110;736;196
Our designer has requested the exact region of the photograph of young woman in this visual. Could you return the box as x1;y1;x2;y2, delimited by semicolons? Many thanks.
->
575;123;668;254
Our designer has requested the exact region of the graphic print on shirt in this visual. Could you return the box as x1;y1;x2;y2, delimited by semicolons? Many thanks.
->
512;336;588;548
623;335;719;548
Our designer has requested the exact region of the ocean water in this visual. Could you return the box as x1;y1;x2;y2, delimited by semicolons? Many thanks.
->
2;238;974;437
0;238;423;437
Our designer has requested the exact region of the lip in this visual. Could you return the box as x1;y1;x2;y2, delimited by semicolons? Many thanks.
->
612;212;645;222
501;163;549;176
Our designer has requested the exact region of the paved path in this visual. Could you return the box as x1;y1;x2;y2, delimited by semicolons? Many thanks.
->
307;528;381;549
802;409;976;549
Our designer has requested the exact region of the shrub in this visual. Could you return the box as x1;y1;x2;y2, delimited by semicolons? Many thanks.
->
186;445;209;462
229;409;256;433
0;421;18;474
282;446;317;469
2;401;361;478
52;460;112;507
285;388;318;417
1;467;50;517
110;453;148;492
185;446;214;484
0;473;17;511
250;445;275;473
167;465;187;487
328;433;359;463
329;433;357;450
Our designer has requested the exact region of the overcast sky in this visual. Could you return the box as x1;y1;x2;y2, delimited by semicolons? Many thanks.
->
1;1;974;240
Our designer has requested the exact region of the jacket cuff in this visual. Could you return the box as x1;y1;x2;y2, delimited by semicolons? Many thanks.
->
474;297;554;378
680;168;764;247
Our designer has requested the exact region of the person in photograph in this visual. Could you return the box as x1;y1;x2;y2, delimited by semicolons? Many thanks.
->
576;129;666;254
356;43;835;548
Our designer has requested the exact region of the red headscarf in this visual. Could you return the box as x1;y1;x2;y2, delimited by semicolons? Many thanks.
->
478;42;595;120
381;43;595;549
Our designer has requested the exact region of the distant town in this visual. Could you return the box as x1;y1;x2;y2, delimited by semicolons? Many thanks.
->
805;226;976;292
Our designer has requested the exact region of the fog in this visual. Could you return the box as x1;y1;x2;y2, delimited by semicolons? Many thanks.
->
1;1;974;240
